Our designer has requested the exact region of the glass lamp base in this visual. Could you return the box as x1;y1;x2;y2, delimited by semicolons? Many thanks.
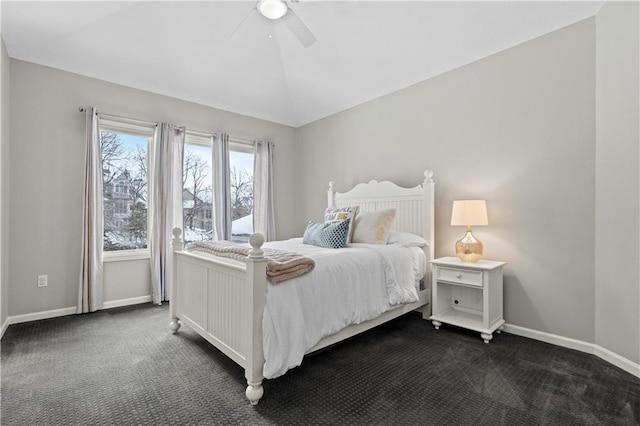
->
455;228;484;263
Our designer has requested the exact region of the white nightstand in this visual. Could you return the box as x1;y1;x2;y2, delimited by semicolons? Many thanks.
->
429;257;506;343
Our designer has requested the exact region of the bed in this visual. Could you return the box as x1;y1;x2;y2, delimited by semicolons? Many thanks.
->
169;170;435;405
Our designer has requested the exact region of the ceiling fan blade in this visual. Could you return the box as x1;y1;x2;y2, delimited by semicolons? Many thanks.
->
230;6;258;39
282;7;317;47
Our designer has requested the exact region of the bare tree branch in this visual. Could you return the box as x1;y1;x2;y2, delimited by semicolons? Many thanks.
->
230;167;253;221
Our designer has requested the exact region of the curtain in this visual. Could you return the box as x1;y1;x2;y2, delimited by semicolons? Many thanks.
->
78;107;104;313
150;123;185;304
253;140;276;241
212;133;232;241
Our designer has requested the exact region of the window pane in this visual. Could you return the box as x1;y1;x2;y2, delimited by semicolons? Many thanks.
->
101;131;149;251
230;150;254;243
183;143;213;243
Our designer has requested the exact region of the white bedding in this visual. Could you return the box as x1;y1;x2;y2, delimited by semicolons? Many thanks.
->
260;238;425;379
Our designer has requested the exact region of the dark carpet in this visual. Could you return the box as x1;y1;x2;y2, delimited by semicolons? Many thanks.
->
1;303;638;425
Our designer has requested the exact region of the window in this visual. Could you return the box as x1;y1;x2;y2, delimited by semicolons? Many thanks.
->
100;118;154;254
182;133;254;243
183;133;213;243
229;144;254;243
115;181;127;194
114;200;128;214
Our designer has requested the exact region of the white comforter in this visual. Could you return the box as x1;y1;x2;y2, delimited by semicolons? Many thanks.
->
261;238;422;379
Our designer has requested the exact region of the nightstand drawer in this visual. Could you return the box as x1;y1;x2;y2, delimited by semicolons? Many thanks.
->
437;267;483;287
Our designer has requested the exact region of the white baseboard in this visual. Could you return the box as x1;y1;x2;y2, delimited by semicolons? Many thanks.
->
7;306;78;326
1;316;9;338
102;295;152;309
1;295;153;339
593;344;640;378
504;323;640;378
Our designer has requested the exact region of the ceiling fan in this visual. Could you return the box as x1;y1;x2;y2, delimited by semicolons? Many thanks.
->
231;0;317;48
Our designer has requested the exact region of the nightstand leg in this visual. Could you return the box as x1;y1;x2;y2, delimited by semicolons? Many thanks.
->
496;325;504;334
432;320;441;330
480;332;493;343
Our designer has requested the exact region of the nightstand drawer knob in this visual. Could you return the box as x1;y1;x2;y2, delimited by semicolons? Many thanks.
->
456;273;462;279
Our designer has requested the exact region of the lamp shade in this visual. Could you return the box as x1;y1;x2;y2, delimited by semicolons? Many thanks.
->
450;200;488;226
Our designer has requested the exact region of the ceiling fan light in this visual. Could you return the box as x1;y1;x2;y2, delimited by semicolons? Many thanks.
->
257;0;288;20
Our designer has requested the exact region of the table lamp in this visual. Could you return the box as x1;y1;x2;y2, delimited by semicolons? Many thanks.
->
450;200;488;262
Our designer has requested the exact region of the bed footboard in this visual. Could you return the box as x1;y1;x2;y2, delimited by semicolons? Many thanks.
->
170;229;268;405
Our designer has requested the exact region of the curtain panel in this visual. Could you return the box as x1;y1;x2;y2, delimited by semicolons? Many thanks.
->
253;140;276;241
78;107;104;313
212;133;232;241
150;123;185;304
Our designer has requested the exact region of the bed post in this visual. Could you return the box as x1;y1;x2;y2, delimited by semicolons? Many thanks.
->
327;181;335;209
169;228;183;334
245;233;267;405
423;170;435;261
422;170;435;320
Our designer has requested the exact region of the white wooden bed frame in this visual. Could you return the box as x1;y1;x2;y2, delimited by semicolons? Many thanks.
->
169;170;435;405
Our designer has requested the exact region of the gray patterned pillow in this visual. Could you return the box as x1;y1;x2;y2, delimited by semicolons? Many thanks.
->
324;206;359;243
303;219;350;249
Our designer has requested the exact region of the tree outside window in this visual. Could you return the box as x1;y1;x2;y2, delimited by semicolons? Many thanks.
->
229;149;254;242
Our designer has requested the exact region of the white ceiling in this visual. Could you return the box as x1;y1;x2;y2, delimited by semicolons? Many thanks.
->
1;1;605;127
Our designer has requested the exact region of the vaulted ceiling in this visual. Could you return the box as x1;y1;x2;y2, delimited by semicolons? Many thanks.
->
1;1;605;127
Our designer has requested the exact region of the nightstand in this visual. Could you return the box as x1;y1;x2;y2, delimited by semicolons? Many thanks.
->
429;257;506;343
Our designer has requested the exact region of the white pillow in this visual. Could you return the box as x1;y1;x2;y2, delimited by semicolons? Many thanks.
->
387;230;427;247
352;209;396;244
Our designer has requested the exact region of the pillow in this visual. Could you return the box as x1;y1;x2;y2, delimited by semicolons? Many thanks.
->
352;209;396;244
387;230;428;247
324;206;359;243
303;219;350;249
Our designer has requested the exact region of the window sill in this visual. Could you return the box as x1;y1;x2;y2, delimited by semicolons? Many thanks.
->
103;249;150;263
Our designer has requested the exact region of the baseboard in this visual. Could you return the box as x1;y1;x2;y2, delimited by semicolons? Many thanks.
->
1;295;153;338
593;344;640;378
503;324;594;353
102;295;152;309
504;323;640;378
7;306;77;326
1;316;9;339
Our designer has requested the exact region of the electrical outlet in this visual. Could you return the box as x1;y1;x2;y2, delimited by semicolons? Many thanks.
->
37;275;48;288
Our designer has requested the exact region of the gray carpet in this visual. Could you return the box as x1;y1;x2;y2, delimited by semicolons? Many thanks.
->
1;303;638;425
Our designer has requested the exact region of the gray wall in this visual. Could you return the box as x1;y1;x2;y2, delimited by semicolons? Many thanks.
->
8;60;297;316
296;19;597;343
1;38;10;328
595;1;640;364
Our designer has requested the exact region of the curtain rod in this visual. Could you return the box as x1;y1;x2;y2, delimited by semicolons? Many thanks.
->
78;106;271;146
78;106;158;128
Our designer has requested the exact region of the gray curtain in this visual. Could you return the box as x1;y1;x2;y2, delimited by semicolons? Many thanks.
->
78;107;104;313
253;140;276;241
212;133;232;240
150;123;185;304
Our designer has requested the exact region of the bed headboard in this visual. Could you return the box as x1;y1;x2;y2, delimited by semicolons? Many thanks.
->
327;170;435;261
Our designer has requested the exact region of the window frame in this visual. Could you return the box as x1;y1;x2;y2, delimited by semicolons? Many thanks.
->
99;117;155;262
182;131;214;243
228;138;255;242
181;133;256;243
